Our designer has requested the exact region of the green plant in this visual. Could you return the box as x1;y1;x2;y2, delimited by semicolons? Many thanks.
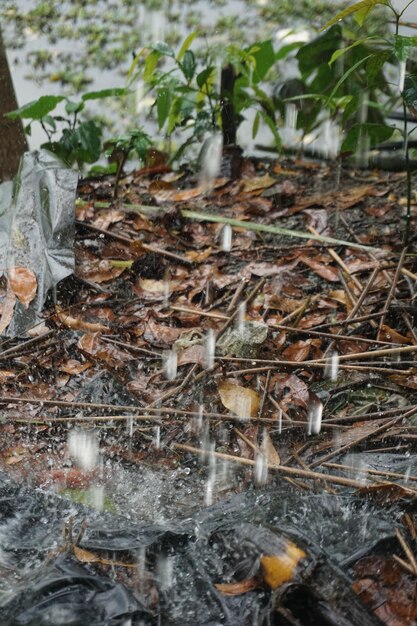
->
318;0;417;246
128;32;280;163
104;128;153;197
6;88;127;168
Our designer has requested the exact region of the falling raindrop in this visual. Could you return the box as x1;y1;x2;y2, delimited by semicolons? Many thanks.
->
163;350;177;380
398;60;406;94
324;351;339;381
205;329;216;369
236;393;251;421
205;476;214;506
153;426;161;450
199;131;223;192
221;224;233;251
237;302;246;332
278;408;282;434
307;393;323;435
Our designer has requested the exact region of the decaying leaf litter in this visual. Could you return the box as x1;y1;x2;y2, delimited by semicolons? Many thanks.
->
2;153;417;623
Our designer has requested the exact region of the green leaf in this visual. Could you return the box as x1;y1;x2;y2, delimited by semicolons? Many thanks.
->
326;54;373;104
365;50;392;87
252;111;260;139
321;0;390;31
75;120;102;162
341;122;394;152
296;26;342;76
275;42;305;61
177;31;199;61
403;74;417;107
259;110;281;150
329;37;375;66
152;41;175;57
247;39;275;83
82;88;127;101
156;87;171;129
197;66;215;90
144;50;161;82
65;100;84;115
6;95;65;120
394;35;417;62
180;50;196;82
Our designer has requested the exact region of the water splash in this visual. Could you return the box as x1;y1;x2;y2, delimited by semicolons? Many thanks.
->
163;350;177;380
67;429;99;471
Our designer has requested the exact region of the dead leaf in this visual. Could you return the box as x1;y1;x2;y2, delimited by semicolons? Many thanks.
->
177;344;206;366
73;545;137;568
58;359;93;375
55;306;110;333
218;380;260;418
261;542;306;589
242;174;276;193
8;267;37;308
139;278;181;294
263;431;281;466
282;339;312;362
379;325;411;345
215;579;259;595
298;254;339;282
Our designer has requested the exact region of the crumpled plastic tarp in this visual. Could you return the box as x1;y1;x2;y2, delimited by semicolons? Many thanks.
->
0;470;393;626
0;149;78;336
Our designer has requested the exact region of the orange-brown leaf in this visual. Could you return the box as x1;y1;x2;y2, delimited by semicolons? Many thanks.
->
8;267;37;308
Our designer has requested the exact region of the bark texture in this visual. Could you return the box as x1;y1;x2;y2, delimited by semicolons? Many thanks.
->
0;26;28;181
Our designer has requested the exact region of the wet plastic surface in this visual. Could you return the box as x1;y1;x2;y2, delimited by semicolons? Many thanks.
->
0;149;77;336
0;469;396;625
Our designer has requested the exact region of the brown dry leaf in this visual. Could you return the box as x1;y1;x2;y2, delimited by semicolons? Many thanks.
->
139;278;181;294
0;369;15;381
282;339;312;362
379;325;411;345
298;312;327;329
58;359;93;375
218;380;260;418
298;254;339;282
215;579;259;596
261;543;306;590
8;267;37;308
290;185;378;213
73;545;100;563
246;259;299;277
177;344;206;366
55;306;110;333
328;290;351;307
185;247;213;262
388;373;417;389
92;208;125;230
5;454;25;465
267;295;305;313
358;483;417;504
272;373;309;408
241;174;276;193
0;285;16;333
353;555;417;625
73;545;137;568
263;431;281;466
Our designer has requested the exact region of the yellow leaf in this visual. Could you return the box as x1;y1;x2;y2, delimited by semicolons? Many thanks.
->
261;542;306;590
218;380;260;418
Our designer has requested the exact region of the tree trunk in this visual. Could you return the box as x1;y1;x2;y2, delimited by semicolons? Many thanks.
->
0;25;28;181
